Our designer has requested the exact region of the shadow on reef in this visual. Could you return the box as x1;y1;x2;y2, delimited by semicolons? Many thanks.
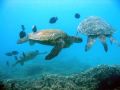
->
95;66;120;90
97;74;120;90
1;65;120;90
0;81;6;90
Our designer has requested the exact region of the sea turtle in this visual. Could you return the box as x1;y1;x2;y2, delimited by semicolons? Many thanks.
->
77;16;120;52
12;50;46;66
17;26;82;60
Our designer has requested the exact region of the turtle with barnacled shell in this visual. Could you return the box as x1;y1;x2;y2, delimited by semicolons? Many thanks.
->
77;16;120;52
17;25;82;60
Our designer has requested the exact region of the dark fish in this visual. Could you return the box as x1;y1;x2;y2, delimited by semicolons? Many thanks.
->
6;61;10;67
49;17;58;24
12;51;19;55
5;51;19;57
21;25;25;31
75;13;80;19
19;25;26;38
32;25;37;32
5;52;12;56
19;30;26;38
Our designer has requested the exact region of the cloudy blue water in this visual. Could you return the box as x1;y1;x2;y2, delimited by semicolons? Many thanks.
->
0;0;120;78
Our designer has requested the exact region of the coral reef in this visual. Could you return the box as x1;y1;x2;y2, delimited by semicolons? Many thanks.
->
74;65;120;90
1;65;120;90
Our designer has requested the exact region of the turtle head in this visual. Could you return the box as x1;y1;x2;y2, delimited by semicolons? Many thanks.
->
17;36;29;44
70;36;83;43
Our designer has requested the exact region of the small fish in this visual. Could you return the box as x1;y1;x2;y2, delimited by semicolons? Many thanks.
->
49;17;58;24
19;25;26;38
74;13;80;19
5;52;12;56
21;25;25;31
12;51;19;55
5;51;19;56
6;61;10;67
32;25;37;33
19;30;26;39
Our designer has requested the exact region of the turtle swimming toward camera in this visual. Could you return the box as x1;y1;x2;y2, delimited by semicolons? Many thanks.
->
77;16;120;52
17;25;82;60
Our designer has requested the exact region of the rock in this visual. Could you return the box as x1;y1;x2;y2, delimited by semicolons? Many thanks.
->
2;65;120;90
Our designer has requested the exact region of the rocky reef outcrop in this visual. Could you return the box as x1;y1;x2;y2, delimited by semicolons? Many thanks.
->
1;65;120;90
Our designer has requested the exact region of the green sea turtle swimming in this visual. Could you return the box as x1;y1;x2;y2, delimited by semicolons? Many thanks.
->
12;50;46;66
77;16;120;52
17;25;82;60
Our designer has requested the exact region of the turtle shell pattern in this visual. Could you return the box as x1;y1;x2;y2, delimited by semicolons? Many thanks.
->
28;29;67;41
77;16;115;36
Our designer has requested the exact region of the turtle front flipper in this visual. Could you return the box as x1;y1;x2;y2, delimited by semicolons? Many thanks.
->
85;36;96;51
109;35;120;47
99;35;108;52
45;39;65;60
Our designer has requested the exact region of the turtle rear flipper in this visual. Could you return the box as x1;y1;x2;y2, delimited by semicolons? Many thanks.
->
109;36;120;47
99;35;108;52
85;36;96;51
45;39;65;60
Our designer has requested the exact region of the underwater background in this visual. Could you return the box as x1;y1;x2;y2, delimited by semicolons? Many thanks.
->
0;0;120;89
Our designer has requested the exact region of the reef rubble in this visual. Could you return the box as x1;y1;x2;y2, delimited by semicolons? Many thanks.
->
1;65;120;90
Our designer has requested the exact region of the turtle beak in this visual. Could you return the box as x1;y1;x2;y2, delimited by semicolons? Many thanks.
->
17;37;28;44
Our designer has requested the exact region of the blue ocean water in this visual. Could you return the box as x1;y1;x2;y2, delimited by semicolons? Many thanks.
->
0;0;120;79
